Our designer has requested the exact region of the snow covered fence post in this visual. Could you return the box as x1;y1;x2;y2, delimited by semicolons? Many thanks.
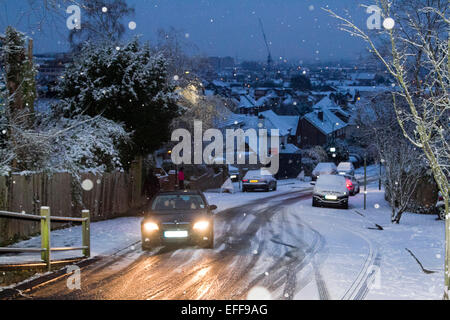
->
40;207;51;271
82;210;90;258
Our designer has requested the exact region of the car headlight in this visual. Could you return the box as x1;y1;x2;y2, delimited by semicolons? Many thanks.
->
193;220;210;231
143;222;159;232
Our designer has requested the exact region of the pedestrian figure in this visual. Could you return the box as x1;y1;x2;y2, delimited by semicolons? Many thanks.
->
143;169;160;205
178;167;185;190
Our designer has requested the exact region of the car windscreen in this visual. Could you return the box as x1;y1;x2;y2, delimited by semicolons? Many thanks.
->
151;195;206;211
244;170;272;179
315;163;336;172
316;175;346;187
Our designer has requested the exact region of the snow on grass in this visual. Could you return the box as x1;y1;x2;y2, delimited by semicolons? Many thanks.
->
0;217;142;265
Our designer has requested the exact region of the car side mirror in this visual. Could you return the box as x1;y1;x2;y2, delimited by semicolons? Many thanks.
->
310;182;316;186
209;205;218;211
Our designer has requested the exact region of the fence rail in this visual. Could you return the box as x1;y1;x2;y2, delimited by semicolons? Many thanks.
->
0;207;90;271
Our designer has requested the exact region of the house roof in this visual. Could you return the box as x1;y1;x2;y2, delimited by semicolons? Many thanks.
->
304;97;348;135
238;94;257;109
259;110;300;136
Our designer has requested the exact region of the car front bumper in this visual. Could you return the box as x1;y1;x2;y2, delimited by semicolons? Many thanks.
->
313;194;348;206
141;223;213;245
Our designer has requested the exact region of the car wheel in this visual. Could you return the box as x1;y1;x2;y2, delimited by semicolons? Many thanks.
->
342;202;349;210
242;187;247;192
438;206;446;220
202;231;214;249
141;241;152;251
312;199;317;207
273;183;277;191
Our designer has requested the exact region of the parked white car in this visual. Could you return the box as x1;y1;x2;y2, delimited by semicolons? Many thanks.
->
312;174;349;209
337;162;355;176
242;169;277;192
312;162;337;181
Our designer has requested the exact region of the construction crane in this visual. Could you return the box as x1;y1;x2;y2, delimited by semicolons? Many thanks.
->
258;18;273;71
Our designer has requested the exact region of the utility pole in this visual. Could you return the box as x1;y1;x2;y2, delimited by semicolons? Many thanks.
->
379;159;382;191
364;155;367;210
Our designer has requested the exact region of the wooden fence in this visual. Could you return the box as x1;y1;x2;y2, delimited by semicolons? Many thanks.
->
0;207;90;271
0;167;145;246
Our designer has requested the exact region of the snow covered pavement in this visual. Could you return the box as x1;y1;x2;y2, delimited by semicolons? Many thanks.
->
289;180;445;300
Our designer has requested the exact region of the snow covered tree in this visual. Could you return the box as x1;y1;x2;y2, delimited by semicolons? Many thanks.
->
37;114;130;176
381;136;423;224
0;26;36;126
0;26;40;171
54;38;180;169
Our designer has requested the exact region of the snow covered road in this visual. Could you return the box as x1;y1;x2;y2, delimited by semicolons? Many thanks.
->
1;169;445;300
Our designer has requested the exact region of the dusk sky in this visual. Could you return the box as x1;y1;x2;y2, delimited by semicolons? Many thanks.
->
0;0;371;62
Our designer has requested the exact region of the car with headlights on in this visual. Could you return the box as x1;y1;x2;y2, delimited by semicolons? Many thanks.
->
242;169;277;192
228;165;240;182
141;191;216;250
311;174;349;209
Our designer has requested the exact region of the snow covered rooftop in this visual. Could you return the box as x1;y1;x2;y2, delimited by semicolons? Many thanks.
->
238;95;257;109
304;97;348;135
259;110;299;136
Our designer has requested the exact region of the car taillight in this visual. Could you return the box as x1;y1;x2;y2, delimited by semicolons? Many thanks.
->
438;195;444;201
346;181;353;190
243;179;248;182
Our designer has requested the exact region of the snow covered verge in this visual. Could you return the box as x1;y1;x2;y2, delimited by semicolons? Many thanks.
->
291;180;445;300
0;217;143;266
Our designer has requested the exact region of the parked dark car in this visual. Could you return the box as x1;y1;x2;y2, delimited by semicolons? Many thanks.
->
141;190;216;250
343;174;360;196
242;169;277;192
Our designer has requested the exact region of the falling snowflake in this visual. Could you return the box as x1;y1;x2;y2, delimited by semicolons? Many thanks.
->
102;7;108;13
128;21;137;30
383;18;395;30
374;204;380;209
81;179;94;191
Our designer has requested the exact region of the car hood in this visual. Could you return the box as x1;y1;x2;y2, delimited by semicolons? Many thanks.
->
314;184;347;195
143;210;210;224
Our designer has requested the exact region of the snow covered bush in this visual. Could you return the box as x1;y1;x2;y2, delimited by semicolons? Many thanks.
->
301;146;328;176
37;114;130;176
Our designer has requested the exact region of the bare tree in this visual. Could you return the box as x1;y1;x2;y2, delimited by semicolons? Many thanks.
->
325;0;449;299
68;0;134;50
